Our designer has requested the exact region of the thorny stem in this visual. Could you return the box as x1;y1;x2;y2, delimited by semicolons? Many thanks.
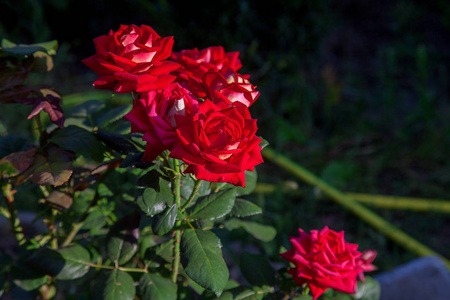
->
87;262;148;273
32;112;44;145
172;158;182;283
38;186;59;248
1;182;26;245
61;190;101;248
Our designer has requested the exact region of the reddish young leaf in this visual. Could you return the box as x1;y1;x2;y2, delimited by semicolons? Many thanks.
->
0;84;33;104
27;95;65;128
0;66;28;90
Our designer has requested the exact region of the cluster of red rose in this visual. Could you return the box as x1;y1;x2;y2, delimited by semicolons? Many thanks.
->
280;226;377;300
82;24;263;187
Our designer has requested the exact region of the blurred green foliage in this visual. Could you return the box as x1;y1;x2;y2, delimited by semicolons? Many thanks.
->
2;0;450;273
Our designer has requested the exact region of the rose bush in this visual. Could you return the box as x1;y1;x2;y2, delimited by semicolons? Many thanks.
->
0;24;381;300
82;24;179;93
280;226;377;300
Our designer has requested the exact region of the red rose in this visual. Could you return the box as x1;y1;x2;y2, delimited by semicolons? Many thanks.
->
124;83;199;161
185;67;259;107
280;227;376;300
170;46;242;82
82;24;180;93
169;100;263;187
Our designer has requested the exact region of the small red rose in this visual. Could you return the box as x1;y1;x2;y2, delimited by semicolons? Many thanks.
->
280;226;376;300
124;83;199;162
170;46;242;82
169;100;263;187
82;24;180;93
203;67;259;107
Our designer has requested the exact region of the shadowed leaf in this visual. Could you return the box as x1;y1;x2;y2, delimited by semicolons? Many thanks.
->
181;229;229;296
16;144;74;186
107;211;140;265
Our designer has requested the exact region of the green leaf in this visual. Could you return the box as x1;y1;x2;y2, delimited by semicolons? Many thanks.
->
230;198;262;217
27;51;54;73
51;125;109;162
180;229;229;296
291;296;313;300
236;169;258;196
26;245;91;280
94;269;136;300
137;188;165;216
239;253;276;287
215;170;258;196
180;176;211;205
137;169;168;189
94;104;132;128
224;286;268;300
1;41;45;56
354;276;381;300
223;219;277;242
11;264;48;291
138;273;177;300
189;188;236;221
0;155;21;178
154;239;174;262
152;203;177;235
259;137;269;149
53;245;91;280
96;130;137;154
0;135;29;158
137;177;174;216
66;99;105;118
81;208;107;231
1;39;57;55
107;211;140;265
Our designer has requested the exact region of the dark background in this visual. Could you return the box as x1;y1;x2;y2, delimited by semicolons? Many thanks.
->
2;0;450;271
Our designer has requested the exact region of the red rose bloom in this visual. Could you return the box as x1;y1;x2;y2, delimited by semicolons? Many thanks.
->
170;46;242;82
169;100;263;187
280;227;376;300
82;24;180;93
124;83;199;161
186;67;259;107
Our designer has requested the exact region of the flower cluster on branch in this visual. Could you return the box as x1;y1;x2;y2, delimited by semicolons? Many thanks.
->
83;24;263;187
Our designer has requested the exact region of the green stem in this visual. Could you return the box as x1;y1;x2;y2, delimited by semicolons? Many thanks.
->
61;190;100;247
253;182;303;196
254;182;450;213
1;182;26;245
347;192;450;213
301;284;310;296
85;262;147;273
262;147;450;270
61;222;84;248
172;159;182;283
39;186;59;248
